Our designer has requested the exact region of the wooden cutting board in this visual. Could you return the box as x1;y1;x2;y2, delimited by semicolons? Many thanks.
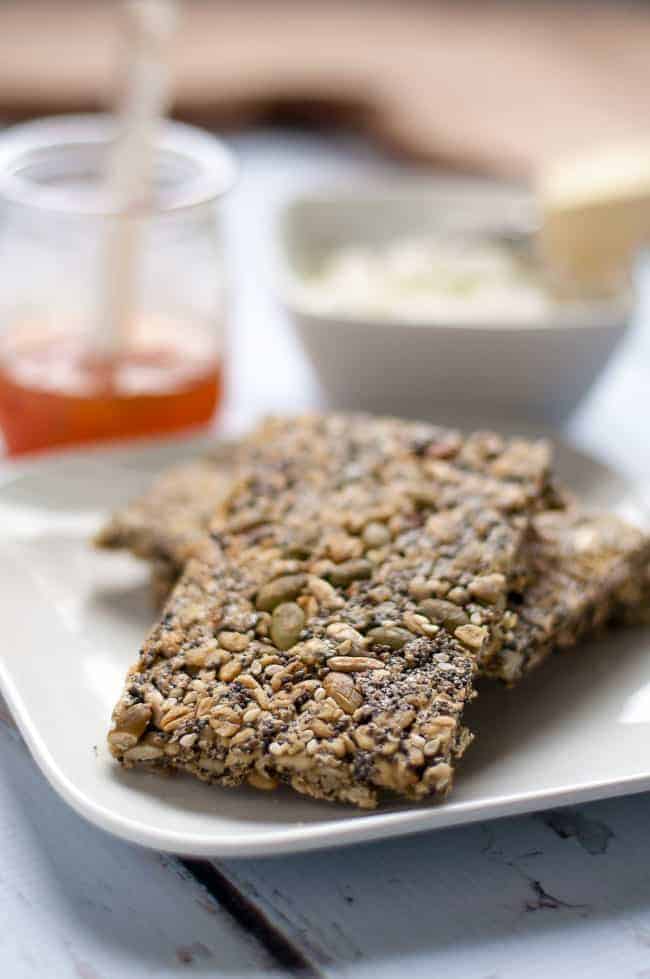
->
2;0;650;177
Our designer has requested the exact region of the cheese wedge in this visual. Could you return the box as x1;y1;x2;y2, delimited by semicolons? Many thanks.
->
539;145;650;299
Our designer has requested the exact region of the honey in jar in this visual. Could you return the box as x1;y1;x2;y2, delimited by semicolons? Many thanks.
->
0;317;223;454
0;115;236;455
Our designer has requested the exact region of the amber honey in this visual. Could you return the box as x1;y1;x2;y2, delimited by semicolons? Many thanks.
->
0;322;222;455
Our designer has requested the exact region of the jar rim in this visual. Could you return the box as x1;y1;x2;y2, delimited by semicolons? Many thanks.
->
0;114;237;215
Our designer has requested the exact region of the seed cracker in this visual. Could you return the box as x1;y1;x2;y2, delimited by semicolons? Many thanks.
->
108;414;551;807
491;508;650;683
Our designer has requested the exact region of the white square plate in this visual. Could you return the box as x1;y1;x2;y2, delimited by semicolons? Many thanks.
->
1;437;649;857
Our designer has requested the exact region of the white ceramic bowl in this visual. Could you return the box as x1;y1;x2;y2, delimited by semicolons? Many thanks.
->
277;182;632;427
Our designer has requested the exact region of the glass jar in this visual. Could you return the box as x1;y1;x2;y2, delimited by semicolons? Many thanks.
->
0;114;236;454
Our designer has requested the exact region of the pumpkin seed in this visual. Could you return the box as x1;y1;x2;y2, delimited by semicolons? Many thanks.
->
328;559;372;587
416;598;469;630
255;574;307;611
270;601;305;651
366;626;412;650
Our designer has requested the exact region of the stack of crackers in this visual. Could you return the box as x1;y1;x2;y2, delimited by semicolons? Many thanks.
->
98;414;650;809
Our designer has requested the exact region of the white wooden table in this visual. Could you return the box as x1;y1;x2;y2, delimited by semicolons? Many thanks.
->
3;130;650;979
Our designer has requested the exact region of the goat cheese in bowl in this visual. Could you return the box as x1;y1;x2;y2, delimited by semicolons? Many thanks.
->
294;233;549;324
278;182;631;427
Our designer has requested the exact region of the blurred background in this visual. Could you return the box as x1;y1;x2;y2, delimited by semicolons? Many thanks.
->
3;0;650;177
0;0;649;467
